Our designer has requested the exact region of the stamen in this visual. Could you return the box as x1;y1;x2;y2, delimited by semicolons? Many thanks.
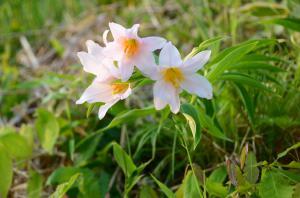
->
162;67;184;88
111;82;129;95
122;38;139;58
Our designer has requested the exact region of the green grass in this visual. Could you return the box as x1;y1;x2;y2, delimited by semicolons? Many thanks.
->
0;0;300;197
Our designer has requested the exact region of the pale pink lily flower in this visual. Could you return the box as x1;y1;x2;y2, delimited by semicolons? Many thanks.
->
150;42;213;113
76;40;131;119
103;22;166;81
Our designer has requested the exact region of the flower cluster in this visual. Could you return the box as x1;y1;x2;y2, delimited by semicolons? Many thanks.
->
76;23;213;119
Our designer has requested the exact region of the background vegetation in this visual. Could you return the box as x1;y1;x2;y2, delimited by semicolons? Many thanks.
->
0;0;300;197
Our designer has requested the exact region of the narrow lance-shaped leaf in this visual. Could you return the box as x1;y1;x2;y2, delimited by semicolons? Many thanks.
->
180;103;202;150
234;83;255;126
244;151;259;184
151;175;175;198
102;107;156;131
277;142;300;160
112;143;136;178
221;72;272;92
207;42;257;82
197;107;231;141
50;173;81;198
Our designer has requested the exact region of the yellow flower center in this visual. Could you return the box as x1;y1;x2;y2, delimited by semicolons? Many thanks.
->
122;38;139;58
162;67;184;88
111;82;129;95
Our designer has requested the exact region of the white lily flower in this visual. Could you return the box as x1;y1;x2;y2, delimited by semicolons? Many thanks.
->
151;42;213;113
76;40;131;119
77;40;121;81
103;22;166;81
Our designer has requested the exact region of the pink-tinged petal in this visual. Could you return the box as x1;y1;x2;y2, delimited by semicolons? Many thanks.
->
153;81;169;110
120;87;132;100
103;29;109;45
153;80;181;113
159;42;182;67
169;89;180;113
181;74;213;99
98;99;119;120
182;50;211;73
77;52;110;79
86;40;104;57
126;24;140;37
103;41;123;60
141;36;166;51
134;52;159;79
76;81;113;104
109;22;126;40
119;59;135;81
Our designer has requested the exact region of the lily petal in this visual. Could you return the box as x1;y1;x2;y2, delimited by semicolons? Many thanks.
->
135;52;159;79
182;50;211;73
159;42;182;67
119;59;135;81
120;87;132;100
169;89;180;113
103;41;123;60
86;40;103;57
109;22;126;40
103;30;109;45
153;81;169;110
142;36;166;51
76;81;113;104
98;99;119;120
127;24;140;37
77;52;110;80
181;74;213;99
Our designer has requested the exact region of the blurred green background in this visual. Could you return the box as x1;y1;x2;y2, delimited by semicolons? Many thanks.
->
1;0;300;197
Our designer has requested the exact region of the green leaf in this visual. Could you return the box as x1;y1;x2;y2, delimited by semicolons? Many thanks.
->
259;170;294;198
103;107;156;131
198;36;226;51
206;166;228;197
221;72;271;92
112;143;136;178
234;84;255;126
20;124;34;151
27;171;43;198
275;168;300;183
0;148;13;198
50;173;81;198
151;175;175;198
35;109;60;154
0;132;32;159
229;61;285;72
140;185;158;198
292;183;300;198
207;41;257;82
206;180;227;198
182;171;203;198
185;36;226;60
240;2;288;17
277;142;300;160
197;110;231;141
244;152;259;184
86;103;97;118
75;135;101;166
270;18;300;32
208;166;227;183
46;167;82;185
235;166;252;192
180;104;202;150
